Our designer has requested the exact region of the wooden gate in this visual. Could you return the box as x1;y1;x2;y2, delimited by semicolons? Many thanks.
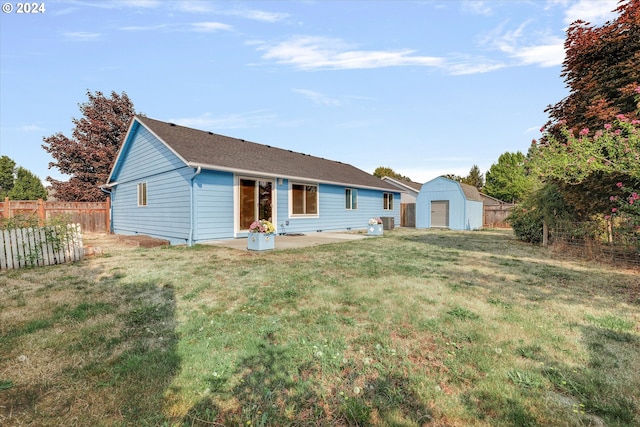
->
401;203;415;227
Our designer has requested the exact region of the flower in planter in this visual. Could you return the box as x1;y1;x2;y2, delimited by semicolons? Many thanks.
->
368;217;383;225
249;219;275;234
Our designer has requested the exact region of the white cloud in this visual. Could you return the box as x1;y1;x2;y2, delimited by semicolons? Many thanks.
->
120;0;160;7
237;9;289;22
510;38;565;67
173;2;288;22
463;1;493;16
255;36;444;71
20;124;46;132
478;19;565;68
563;0;619;25
64;31;101;40
175;1;214;13
190;22;233;32
170;110;277;130
292;89;341;106
445;57;506;75
74;0;161;9
120;22;232;32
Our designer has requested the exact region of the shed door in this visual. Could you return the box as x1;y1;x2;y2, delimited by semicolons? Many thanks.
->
431;201;449;228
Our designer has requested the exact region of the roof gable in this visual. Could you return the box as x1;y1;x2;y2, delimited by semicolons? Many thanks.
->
381;176;423;193
130;116;397;191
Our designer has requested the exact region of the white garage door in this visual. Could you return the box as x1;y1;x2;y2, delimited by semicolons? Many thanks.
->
431;200;449;228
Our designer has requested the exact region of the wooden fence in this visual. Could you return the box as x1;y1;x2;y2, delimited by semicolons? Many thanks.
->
0;223;83;270
399;203;514;229
401;203;416;227
483;204;515;228
0;198;110;232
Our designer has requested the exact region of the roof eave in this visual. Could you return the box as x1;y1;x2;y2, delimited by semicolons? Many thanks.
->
187;162;399;193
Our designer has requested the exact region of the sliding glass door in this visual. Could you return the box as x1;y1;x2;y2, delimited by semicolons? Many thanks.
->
239;178;274;230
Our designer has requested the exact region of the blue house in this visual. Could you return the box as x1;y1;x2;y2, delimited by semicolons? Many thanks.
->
415;177;483;230
104;116;401;245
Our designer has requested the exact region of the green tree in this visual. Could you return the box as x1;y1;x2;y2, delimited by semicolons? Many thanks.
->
441;174;463;182
0;155;16;199
42;90;136;201
531;117;640;217
483;152;535;203
461;164;484;190
8;167;48;200
373;166;412;182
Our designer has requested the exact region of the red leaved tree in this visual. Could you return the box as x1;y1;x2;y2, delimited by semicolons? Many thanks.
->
42;90;136;201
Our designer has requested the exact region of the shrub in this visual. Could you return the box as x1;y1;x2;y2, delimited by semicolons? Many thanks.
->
507;206;543;244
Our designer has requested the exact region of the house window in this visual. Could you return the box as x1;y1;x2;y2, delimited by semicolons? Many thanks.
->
137;182;147;206
383;192;393;210
291;183;318;215
345;188;358;210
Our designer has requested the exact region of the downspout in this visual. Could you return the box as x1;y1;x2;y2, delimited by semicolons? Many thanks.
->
99;185;114;234
188;166;202;246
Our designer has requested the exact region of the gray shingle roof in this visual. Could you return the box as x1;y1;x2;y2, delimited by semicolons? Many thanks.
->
459;182;483;201
136;116;397;191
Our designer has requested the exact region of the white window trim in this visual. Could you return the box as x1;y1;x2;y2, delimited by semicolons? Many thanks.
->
383;192;394;210
137;182;147;207
345;188;358;210
289;181;319;217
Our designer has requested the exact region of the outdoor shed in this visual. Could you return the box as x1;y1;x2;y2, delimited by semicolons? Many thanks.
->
105;116;401;245
415;177;483;230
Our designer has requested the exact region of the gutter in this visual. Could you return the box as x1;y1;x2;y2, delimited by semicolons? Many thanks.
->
186;162;397;193
188;166;202;246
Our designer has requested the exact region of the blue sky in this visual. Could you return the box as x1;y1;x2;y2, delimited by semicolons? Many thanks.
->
0;0;622;186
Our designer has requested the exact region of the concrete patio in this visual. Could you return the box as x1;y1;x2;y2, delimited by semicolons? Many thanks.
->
203;231;373;250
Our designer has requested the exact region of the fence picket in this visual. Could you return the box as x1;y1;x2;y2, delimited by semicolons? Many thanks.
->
37;227;49;266
9;228;18;269
0;229;8;270
0;224;84;270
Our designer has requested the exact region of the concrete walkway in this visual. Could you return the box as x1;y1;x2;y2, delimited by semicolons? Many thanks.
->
203;231;372;250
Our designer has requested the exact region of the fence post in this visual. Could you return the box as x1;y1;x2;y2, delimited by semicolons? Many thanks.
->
37;199;46;225
542;221;548;246
3;197;9;219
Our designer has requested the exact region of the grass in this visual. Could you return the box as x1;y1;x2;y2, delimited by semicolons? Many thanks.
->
0;228;638;426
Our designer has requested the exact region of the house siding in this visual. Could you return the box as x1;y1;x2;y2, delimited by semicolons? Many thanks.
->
111;124;193;244
416;177;482;230
193;170;235;241
274;180;400;234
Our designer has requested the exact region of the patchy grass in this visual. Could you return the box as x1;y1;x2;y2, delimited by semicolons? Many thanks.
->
0;228;638;426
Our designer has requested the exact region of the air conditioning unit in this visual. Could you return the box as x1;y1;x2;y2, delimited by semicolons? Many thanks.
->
381;217;395;230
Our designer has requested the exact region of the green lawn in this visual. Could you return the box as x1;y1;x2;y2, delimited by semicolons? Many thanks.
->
0;228;638;426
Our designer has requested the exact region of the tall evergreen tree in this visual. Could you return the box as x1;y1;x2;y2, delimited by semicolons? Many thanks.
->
8;167;48;200
461;165;484;190
484;152;535;203
0;156;16;199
